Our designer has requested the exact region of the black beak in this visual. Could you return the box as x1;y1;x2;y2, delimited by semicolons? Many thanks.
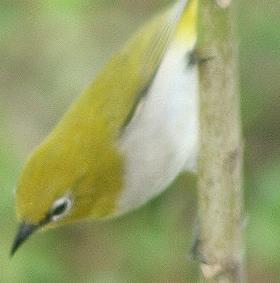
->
11;223;39;256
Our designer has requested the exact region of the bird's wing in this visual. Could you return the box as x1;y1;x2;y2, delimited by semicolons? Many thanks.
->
121;0;191;129
83;0;190;134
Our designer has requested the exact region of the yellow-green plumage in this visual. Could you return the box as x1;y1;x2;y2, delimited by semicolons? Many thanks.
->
14;0;198;241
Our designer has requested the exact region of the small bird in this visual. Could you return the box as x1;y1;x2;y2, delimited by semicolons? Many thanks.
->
11;0;198;255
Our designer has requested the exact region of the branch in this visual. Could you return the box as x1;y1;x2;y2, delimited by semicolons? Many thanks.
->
193;0;245;282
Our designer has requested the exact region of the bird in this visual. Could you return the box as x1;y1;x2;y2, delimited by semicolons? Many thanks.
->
11;0;198;255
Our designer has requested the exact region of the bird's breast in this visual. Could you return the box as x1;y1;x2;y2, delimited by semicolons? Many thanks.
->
117;41;198;215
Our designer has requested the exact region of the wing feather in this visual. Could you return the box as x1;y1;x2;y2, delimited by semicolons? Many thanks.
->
80;0;190;135
121;0;190;128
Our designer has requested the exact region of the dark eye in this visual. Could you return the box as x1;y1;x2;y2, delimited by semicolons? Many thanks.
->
50;195;72;221
52;202;67;216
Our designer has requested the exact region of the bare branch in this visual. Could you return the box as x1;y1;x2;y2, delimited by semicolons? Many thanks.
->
192;0;245;282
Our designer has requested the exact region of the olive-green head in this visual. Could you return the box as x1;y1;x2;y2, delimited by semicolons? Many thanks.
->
16;144;95;220
10;141;91;255
11;125;123;255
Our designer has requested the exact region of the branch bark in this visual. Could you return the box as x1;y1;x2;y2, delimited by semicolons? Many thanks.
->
193;0;244;282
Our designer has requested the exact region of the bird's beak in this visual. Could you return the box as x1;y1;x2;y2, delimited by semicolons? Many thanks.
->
11;222;39;256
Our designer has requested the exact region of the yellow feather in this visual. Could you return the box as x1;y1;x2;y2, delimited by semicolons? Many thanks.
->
176;0;198;44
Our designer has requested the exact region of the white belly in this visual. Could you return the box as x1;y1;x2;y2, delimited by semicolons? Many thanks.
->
117;42;198;214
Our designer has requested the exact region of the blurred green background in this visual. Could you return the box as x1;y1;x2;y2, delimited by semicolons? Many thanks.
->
0;0;279;282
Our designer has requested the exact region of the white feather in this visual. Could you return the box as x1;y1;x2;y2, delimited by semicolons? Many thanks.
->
117;40;198;215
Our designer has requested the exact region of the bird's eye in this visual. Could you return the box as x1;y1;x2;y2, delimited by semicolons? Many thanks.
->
50;195;72;221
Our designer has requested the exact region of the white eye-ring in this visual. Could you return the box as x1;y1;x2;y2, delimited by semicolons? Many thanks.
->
50;195;73;222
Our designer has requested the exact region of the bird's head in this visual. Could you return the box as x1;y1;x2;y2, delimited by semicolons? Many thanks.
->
11;131;123;256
